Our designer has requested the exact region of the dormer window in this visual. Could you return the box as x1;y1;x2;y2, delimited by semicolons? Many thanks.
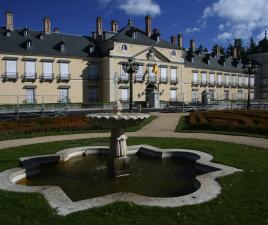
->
6;30;11;37
89;46;95;54
23;28;29;36
26;40;32;49
121;44;128;52
39;33;44;40
60;42;66;52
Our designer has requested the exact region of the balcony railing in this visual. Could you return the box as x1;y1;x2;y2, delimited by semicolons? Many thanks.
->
40;73;54;82
135;74;144;82
170;79;178;85
208;81;216;86
57;74;71;82
160;77;168;83
243;83;249;88
22;73;37;82
58;98;70;103
191;80;200;86
170;98;177;102
118;75;129;83
2;72;18;81
224;82;230;87
200;81;208;86
238;83;243;88
231;82;237;88
216;81;223;87
250;83;255;89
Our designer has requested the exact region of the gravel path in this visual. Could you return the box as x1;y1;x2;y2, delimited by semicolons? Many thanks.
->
0;113;267;150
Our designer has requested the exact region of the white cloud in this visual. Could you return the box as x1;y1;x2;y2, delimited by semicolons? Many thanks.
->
98;0;161;16
218;24;225;31
203;0;268;41
185;27;201;34
117;0;161;16
217;32;232;41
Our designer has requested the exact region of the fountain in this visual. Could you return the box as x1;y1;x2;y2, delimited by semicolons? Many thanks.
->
87;100;150;177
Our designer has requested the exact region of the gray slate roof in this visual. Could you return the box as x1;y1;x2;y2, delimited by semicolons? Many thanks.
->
183;51;243;73
102;24;177;50
0;27;102;58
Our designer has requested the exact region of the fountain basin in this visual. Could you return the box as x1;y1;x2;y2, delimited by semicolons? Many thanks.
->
0;145;242;215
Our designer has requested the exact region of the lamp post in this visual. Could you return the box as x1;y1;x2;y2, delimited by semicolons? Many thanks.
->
242;60;258;110
122;58;139;113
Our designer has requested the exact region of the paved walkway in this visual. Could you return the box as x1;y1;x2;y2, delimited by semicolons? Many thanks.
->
0;113;267;150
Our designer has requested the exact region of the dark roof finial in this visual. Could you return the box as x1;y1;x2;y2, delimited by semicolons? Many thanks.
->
265;30;267;39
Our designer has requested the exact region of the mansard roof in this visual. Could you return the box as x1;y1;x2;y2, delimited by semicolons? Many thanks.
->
183;50;243;73
102;23;177;50
0;27;103;58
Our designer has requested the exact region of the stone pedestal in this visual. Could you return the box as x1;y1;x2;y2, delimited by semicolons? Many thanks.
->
110;128;128;158
107;156;130;177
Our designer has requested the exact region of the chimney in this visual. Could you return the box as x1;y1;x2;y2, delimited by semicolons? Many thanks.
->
190;39;196;51
145;15;152;37
216;45;221;55
178;34;183;49
5;11;14;31
54;28;60;33
233;47;237;59
152;28;160;42
170;35;176;45
43;17;51;34
96;16;103;36
111;20;118;32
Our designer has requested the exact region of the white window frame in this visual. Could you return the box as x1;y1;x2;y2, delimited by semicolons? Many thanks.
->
218;74;222;84
201;73;207;83
192;91;198;102
160;67;167;82
59;89;69;103
170;89;177;101
148;66;156;82
43;62;53;78
5;60;17;78
59;63;69;79
193;72;198;82
171;68;177;82
120;65;129;81
121;88;129;101
136;65;144;81
25;61;36;78
26;89;35;103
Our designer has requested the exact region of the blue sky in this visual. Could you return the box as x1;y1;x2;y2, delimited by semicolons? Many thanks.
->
1;0;267;50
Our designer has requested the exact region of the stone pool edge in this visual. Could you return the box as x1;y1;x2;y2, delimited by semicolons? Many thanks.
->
0;145;242;216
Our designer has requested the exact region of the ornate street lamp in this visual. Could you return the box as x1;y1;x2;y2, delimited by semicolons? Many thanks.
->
242;60;258;109
122;57;139;112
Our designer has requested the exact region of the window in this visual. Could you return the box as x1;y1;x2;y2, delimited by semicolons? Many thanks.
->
224;91;229;99
43;62;53;78
59;89;69;103
170;89;177;101
121;44;128;52
60;63;69;78
121;88;129;101
25;61;36;78
26;41;31;48
5;60;17;78
148;66;156;82
209;90;215;99
244;76;249;85
26;89;35;103
209;74;215;83
171;50;176;57
89;87;97;101
225;75;230;84
261;92;267;99
160;67;167;82
262;78;268;87
60;43;66;52
89;64;98;80
250;77;255;86
192;90;198;102
238;91;243;99
250;92;255;99
232;75;236;85
193;72;198;82
218;74;222;84
120;65;128;81
201;73;207;83
136;65;144;81
171;68;177;82
238;76;243;84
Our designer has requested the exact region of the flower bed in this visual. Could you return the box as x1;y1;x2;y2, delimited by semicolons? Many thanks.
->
178;110;268;136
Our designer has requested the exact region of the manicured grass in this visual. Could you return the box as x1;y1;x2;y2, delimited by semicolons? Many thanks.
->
0;115;157;141
177;115;268;138
0;137;267;225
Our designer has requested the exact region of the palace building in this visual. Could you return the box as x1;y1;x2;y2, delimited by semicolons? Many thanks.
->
0;11;254;107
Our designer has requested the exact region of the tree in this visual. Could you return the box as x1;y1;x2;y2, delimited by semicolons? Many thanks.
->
212;44;225;55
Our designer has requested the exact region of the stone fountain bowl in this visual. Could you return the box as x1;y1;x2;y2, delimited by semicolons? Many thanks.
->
87;113;150;129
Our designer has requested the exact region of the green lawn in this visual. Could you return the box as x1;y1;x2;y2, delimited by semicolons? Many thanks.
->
0;137;267;225
0;115;156;141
